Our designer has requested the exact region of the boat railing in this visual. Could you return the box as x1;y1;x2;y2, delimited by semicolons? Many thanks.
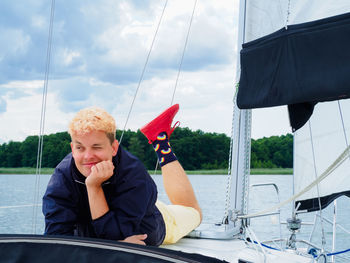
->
249;182;283;245
314;214;350;235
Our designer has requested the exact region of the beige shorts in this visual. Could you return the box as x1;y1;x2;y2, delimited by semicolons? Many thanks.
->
156;200;201;245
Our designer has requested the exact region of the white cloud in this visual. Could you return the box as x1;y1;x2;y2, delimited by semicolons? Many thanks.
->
0;0;292;144
63;49;81;66
0;97;7;113
0;91;70;142
252;107;291;139
1;80;43;91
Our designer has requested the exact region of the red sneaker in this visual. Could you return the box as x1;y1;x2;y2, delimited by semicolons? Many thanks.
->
140;104;180;144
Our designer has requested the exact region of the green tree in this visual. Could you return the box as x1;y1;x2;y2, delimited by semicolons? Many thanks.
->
0;129;293;170
128;135;144;160
4;141;22;167
20;136;39;167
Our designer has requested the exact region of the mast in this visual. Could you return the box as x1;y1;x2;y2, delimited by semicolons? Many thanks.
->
229;0;251;224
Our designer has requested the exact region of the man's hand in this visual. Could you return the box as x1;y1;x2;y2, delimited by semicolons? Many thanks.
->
85;160;114;220
121;234;148;245
86;160;114;188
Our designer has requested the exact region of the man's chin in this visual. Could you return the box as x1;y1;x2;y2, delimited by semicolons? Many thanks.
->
82;170;91;178
77;166;91;178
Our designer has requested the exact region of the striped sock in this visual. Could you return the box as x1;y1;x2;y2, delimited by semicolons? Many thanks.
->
152;132;177;167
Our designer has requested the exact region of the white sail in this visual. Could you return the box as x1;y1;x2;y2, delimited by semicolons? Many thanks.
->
244;0;350;42
241;0;350;211
294;100;350;211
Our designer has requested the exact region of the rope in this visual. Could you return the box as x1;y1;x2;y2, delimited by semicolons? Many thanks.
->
253;240;350;258
246;226;267;262
119;0;168;144
285;0;291;29
250;240;280;251
242;109;252;215
238;143;350;219
223;99;236;221
327;248;350;256
32;0;55;234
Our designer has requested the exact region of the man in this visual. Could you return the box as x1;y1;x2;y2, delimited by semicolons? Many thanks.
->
42;104;202;246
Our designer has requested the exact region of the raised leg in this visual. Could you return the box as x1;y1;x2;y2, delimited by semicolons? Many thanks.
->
161;161;202;221
140;104;202;221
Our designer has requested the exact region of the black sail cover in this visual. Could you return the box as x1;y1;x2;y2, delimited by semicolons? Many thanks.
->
0;235;227;263
237;12;350;131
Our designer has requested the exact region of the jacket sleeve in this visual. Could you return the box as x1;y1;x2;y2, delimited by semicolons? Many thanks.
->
91;169;155;241
42;168;78;235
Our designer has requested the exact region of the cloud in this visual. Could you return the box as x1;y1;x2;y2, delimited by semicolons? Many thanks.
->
0;80;43;100
49;76;137;114
0;97;7;113
50;0;237;84
0;91;73;142
0;0;237;85
0;28;30;57
0;0;292;143
0;1;57;83
149;1;237;71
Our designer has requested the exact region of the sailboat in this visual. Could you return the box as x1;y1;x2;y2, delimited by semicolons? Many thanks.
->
2;0;350;262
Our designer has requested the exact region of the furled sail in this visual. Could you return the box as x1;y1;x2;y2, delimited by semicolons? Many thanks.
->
237;0;350;212
237;11;350;131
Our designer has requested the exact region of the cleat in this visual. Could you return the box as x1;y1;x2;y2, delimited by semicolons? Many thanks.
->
140;104;180;144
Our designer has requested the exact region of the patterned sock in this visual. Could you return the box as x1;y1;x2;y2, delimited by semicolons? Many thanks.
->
152;132;177;167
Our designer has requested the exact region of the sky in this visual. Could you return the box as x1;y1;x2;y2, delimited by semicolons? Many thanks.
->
0;0;292;144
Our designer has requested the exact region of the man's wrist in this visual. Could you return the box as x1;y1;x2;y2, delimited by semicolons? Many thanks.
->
86;182;102;192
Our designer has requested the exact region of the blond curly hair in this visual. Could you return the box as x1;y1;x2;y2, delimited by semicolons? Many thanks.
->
68;107;116;144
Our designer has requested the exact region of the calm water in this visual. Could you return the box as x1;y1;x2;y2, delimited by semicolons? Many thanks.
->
0;173;349;255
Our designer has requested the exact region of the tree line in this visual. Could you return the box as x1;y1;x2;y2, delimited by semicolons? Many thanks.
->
0;128;293;170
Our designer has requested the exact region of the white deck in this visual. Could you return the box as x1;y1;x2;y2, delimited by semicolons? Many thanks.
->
163;237;314;263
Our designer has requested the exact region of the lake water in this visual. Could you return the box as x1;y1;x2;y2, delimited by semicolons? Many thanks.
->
0;173;350;259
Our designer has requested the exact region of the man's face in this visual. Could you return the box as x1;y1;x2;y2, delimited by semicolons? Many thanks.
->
70;130;118;177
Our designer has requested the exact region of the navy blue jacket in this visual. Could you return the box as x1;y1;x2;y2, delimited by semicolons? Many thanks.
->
42;146;165;246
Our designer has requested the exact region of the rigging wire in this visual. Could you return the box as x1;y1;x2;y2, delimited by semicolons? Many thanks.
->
153;0;198;174
333;100;349;261
32;0;55;234
119;0;168;144
170;0;197;105
119;0;198;145
338;100;350;153
308;121;326;250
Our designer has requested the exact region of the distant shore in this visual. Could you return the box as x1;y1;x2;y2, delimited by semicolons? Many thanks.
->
0;167;293;175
